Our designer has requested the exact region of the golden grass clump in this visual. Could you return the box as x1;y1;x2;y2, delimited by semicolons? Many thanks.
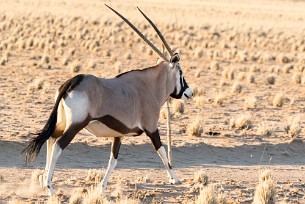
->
70;61;81;73
87;59;97;69
31;169;44;183
28;78;45;94
253;170;276;204
194;47;204;58
272;93;285;107
257;121;274;136
222;67;234;80
195;184;227;204
56;48;64;56
171;100;185;115
284;115;302;138
114;61;123;73
124;52;132;60
193;171;209;186
41;54;50;64
195;96;205;108
266;75;275;85
192;86;204;97
209;61;220;71
247;73;255;83
85;169;104;184
214;93;225;106
292;72;302;84
244;95;257;109
69;48;76;56
69;189;83;204
237;72;245;81
231;81;242;94
277;53;290;64
230;113;252;130
62;57;69;66
188;118;204;137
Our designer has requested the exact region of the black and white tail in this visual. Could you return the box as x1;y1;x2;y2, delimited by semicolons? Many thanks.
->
23;74;85;163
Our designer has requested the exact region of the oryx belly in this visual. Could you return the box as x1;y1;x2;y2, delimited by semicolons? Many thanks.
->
85;121;124;137
84;115;144;137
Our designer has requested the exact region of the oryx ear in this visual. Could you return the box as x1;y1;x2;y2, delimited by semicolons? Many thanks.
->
169;53;180;69
170;53;180;64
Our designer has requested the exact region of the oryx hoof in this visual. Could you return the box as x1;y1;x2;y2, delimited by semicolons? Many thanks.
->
169;178;181;185
45;185;54;196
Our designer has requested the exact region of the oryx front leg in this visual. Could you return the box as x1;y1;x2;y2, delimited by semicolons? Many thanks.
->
99;137;121;194
146;129;181;184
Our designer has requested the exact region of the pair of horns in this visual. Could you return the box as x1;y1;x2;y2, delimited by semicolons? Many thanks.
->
105;5;174;62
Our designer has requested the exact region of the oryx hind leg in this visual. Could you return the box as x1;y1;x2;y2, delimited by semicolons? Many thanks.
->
99;137;121;194
41;101;66;188
145;129;181;184
44;93;90;195
44;123;87;195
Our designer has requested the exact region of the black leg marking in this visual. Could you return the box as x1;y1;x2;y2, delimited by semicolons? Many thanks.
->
112;137;121;159
57;119;89;150
168;162;172;169
145;129;162;150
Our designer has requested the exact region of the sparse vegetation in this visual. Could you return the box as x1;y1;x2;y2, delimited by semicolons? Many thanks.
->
253;170;276;204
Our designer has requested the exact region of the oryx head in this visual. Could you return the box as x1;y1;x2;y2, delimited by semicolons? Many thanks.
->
106;5;193;100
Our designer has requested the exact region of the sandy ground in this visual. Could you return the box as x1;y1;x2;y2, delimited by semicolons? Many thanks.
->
1;0;305;203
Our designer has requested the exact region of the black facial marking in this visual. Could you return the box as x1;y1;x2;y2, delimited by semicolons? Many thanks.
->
145;129;162;150
170;76;189;99
95;115;144;136
112;137;121;159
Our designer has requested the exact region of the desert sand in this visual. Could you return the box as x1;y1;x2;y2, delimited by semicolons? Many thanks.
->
0;0;305;203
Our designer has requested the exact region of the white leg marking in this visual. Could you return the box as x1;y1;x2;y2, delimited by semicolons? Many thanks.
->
45;142;62;196
99;154;117;194
157;146;181;184
45;137;56;171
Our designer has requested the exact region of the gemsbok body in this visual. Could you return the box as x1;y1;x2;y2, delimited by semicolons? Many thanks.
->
24;5;193;196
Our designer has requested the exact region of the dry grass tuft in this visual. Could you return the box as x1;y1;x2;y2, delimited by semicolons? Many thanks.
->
195;184;227;204
188;118;204;137
193;171;209;186
114;61;123;73
85;169;104;184
253;170;276;204
69;188;86;204
88;59;97;69
230;113;252;130
31;169;44;183
192;86;204;97
272;93;285;107
214;93;225;106
231;81;242;94
266;75;276;85
257;121;274;136
62;57;69;66
292;72;302;84
247;73;255;83
70;61;81;73
196;185;218;204
195;96;205;108
284;115;302;138
244;95;257;109
171;100;185;115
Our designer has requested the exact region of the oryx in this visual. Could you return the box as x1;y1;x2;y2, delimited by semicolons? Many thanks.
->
23;5;193;196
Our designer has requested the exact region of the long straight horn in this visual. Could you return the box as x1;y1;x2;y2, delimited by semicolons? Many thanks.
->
105;4;169;62
137;7;174;57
